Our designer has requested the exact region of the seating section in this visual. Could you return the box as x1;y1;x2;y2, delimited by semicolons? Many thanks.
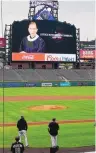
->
0;69;95;81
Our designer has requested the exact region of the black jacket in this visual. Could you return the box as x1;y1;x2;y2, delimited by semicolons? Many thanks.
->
19;35;45;53
48;122;59;136
11;142;24;153
17;118;28;131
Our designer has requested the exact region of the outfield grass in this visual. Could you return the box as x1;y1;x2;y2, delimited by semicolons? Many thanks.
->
0;86;95;96
0;123;94;148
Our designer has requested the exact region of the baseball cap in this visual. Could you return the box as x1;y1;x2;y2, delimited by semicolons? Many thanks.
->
52;118;56;121
21;116;24;119
15;136;20;142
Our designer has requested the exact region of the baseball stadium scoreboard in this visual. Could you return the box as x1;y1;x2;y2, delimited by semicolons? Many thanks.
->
11;20;77;62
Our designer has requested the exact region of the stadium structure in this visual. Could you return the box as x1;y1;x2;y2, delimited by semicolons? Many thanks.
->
0;0;95;72
0;1;95;153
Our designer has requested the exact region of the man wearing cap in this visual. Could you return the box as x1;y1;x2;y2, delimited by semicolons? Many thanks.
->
17;116;28;147
48;118;59;148
11;136;24;153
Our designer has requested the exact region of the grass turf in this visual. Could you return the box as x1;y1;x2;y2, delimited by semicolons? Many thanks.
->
0;86;95;96
0;86;95;148
0;100;94;123
0;123;95;148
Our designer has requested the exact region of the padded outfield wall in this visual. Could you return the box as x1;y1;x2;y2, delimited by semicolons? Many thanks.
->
0;81;95;88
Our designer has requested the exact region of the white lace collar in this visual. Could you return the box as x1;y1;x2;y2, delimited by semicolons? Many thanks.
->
27;34;39;42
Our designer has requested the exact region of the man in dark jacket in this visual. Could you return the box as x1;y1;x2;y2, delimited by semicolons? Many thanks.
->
48;118;59;148
17;116;28;147
11;136;24;153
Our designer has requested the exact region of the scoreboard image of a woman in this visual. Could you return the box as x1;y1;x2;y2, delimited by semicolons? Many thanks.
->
19;22;46;53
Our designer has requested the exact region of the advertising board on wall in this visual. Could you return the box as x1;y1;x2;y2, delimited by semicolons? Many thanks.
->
0;82;25;87
0;81;95;88
41;83;52;87
60;82;71;87
12;53;45;61
12;53;76;62
0;38;6;48
80;50;96;59
25;83;36;87
45;54;76;62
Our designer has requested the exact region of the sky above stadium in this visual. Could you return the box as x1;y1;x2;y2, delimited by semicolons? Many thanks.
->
0;0;95;41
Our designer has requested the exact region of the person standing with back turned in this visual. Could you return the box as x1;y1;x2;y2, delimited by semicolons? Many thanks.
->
17;116;28;147
48;118;59;148
11;136;24;153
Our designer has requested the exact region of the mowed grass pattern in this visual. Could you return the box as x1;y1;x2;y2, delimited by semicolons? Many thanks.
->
0;123;94;147
0;100;94;123
0;86;95;96
0;86;95;148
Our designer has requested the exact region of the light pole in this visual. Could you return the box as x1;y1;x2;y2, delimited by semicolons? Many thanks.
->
1;0;5;152
1;0;3;37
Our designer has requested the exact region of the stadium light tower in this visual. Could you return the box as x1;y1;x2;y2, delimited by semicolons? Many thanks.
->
28;0;59;20
28;0;35;20
4;24;12;64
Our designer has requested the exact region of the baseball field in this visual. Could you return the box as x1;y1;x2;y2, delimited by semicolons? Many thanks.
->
0;86;95;152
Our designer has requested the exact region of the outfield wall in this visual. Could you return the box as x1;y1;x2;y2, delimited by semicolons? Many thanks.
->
0;81;95;87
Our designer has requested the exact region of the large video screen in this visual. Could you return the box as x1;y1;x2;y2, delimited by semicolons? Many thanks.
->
12;20;76;62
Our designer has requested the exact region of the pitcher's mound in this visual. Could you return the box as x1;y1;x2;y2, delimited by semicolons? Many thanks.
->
28;105;67;111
